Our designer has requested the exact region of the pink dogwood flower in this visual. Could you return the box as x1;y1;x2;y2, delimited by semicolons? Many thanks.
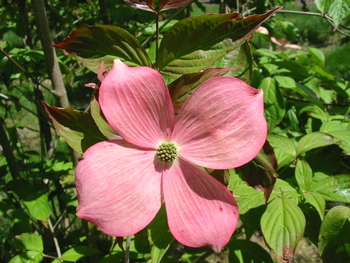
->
75;59;267;252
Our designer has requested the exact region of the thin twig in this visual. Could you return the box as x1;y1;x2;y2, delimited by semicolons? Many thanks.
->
48;218;62;260
125;236;131;263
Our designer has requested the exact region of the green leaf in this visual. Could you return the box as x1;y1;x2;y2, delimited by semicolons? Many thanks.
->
8;233;43;252
300;104;329;121
320;120;350;152
261;197;306;261
90;95;119;140
230;183;265;214
314;0;332;13
328;0;350;27
308;47;325;67
270;179;301;202
53;25;152;71
274;75;296;88
267;134;296;168
259;77;286;132
214;41;254;84
60;246;98;262
147;205;173;263
318;206;350;262
310;174;350;203
8;251;43;263
23;194;50;223
296;132;337;156
228;239;273;263
43;102;108;153
295;158;313;191
303;192;325;220
168;67;232;113
158;8;281;79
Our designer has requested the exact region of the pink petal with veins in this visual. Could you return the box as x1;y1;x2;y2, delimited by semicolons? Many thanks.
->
172;76;267;169
76;140;163;236
99;59;174;148
163;158;238;252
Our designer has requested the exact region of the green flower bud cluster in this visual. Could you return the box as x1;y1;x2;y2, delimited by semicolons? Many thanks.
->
157;143;177;162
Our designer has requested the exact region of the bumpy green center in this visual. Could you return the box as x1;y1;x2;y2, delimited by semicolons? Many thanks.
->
157;143;177;162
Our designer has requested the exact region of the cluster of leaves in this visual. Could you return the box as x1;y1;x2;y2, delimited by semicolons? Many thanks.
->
0;0;350;263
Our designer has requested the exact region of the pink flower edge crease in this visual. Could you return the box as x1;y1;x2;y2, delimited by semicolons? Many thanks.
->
75;59;267;252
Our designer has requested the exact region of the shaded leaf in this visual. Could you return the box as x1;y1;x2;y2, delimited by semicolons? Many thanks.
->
147;205;173;263
125;0;194;12
43;102;108;154
236;142;277;203
60;246;98;262
261;196;306;262
53;25;152;71
168;67;233;113
296;132;337;156
158;8;281;79
318;206;350;262
214;41;254;84
90;94;119;140
229;239;273;263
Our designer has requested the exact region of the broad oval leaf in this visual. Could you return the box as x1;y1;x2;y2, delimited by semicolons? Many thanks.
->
261;197;306;261
53;25;152;71
158;8;281;79
90;95;119;140
259;77;286;131
60;246;98;262
310;174;350;203
295;158;313;192
43;102;108;154
267;134;296;168
23;194;50;223
168;67;233;113
296;132;337;156
8;251;43;263
328;0;350;27
303;192;325;220
8;233;43;252
318;206;350;262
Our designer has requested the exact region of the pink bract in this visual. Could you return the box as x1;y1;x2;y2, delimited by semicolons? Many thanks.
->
75;59;267;252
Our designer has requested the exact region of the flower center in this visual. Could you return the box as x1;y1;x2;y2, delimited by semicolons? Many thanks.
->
157;143;177;162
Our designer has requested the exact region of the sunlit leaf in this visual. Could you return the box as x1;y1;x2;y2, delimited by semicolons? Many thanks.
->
53;25;152;71
310;174;350;203
8;251;43;263
318;206;350;262
295;158;313;192
296;132;337;156
43;102;108;154
23;194;50;223
60;246;98;262
168;67;232;113
8;233;43;252
259;77;286;132
328;0;350;27
308;47;325;67
261;196;306;262
303;192;325;220
158;8;281;79
314;0;332;13
267;134;296;168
